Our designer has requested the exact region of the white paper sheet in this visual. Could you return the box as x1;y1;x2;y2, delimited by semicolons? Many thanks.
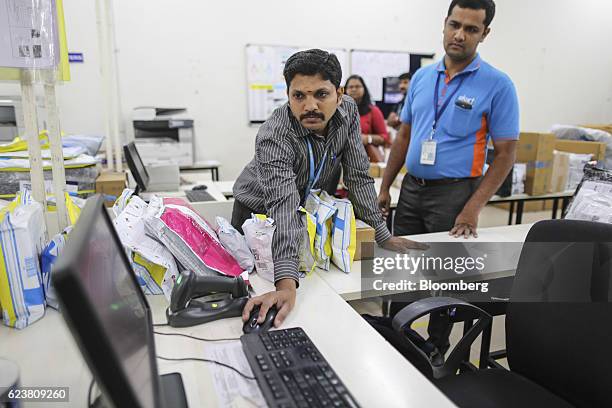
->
202;341;267;408
0;0;59;69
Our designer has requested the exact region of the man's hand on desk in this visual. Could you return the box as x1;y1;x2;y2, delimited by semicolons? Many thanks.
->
377;190;391;219
450;208;479;238
381;236;429;252
242;278;296;328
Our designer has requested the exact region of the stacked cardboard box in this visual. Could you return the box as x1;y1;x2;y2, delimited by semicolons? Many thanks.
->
368;163;384;178
354;220;375;261
554;139;606;162
516;132;556;196
96;171;127;207
580;124;612;135
549;151;570;194
496;134;607;212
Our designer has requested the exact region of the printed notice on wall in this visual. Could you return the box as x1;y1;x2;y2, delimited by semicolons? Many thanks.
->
0;0;59;69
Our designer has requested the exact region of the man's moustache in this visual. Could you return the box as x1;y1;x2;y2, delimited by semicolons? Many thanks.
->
300;113;325;120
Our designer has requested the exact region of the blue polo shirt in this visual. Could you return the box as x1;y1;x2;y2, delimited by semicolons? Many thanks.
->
400;54;519;179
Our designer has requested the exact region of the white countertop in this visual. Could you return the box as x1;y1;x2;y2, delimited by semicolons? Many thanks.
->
0;275;455;408
316;223;533;301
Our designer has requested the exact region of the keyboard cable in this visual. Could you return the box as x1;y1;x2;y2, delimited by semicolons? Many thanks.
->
153;331;255;381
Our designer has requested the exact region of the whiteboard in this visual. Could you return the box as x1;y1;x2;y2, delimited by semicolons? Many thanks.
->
350;50;411;101
246;44;348;123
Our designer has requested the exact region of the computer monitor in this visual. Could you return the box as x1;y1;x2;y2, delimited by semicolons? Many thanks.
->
0;105;16;124
124;142;150;194
382;77;404;104
0;105;18;142
52;194;186;408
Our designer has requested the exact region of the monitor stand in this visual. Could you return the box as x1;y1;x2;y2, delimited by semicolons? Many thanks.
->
91;372;188;408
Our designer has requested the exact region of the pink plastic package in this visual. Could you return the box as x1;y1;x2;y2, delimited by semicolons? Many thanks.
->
145;198;245;280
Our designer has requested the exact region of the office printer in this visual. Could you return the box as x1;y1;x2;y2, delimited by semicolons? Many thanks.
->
132;107;195;167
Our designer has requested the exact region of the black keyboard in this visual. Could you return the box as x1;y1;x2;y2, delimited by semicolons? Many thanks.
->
241;327;360;408
185;189;215;202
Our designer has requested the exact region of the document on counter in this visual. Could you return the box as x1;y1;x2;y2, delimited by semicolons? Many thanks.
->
202;341;267;408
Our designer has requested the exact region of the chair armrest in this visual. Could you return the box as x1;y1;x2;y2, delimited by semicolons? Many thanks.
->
392;296;492;379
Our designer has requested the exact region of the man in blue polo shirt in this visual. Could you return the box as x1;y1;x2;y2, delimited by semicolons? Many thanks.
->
377;0;519;364
379;0;518;239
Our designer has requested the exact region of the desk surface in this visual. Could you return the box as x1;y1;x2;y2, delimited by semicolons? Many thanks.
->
317;223;533;301
372;178;574;208
488;190;574;202
214;181;236;197
0;274;455;408
199;178;573;208
141;176;228;202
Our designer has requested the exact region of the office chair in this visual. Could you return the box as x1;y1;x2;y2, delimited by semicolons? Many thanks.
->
391;220;612;408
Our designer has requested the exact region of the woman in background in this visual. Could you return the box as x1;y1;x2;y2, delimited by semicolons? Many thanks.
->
344;75;390;162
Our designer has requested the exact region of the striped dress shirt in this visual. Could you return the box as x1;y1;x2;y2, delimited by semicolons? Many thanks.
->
233;95;392;285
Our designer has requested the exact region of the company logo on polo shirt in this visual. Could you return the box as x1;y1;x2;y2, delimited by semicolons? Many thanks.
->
456;95;476;110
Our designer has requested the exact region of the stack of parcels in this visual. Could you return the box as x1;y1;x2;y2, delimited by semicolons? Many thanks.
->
0;189;86;329
0;188;87;329
512;163;527;195
300;190;357;274
549;151;593;193
0;191;47;329
112;190;252;300
0;132;104;200
565;164;612;223
551;124;612;169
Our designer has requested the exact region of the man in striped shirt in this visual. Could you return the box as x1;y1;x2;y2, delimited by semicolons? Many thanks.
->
233;49;424;327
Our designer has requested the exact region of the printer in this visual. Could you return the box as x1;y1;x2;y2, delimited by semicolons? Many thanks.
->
132;107;195;167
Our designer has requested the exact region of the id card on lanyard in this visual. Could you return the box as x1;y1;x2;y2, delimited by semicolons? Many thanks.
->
420;73;466;166
304;137;328;200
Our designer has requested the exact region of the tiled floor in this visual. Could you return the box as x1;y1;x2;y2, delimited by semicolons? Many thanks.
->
348;206;554;370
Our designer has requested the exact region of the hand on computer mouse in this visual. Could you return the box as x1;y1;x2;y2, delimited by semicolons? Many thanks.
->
243;305;278;334
241;279;296;328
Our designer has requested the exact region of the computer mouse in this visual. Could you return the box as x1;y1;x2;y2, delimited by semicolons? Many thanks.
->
192;184;208;190
243;305;278;334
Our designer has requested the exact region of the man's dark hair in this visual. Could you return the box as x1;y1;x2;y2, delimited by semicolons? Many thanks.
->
283;49;342;90
344;75;372;116
447;0;496;27
399;72;412;81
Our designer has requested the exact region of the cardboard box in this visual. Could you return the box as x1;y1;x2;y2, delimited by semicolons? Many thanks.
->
368;163;388;178
96;171;127;207
580;124;612;135
516;132;556;195
492;201;547;212
549;151;570;193
554;139;606;162
355;220;375;261
368;163;382;178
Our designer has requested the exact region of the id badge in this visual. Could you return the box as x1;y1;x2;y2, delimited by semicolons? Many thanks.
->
420;140;437;165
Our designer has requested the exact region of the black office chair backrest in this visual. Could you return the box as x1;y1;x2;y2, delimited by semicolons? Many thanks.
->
506;220;612;408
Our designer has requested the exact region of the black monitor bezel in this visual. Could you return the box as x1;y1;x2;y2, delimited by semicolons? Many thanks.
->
382;76;404;104
123;142;150;193
52;194;162;408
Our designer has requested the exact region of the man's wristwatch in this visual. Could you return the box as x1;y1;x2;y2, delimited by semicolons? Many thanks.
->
367;135;373;145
